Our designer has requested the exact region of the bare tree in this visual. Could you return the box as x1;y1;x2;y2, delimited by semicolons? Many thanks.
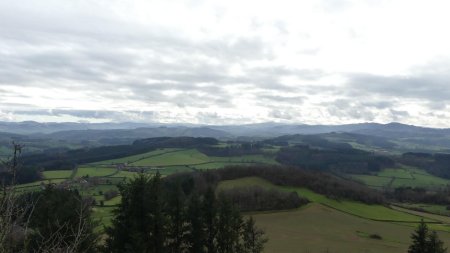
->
0;143;97;253
0;142;30;253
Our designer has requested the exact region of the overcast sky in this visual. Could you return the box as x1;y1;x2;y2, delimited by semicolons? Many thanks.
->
1;0;450;126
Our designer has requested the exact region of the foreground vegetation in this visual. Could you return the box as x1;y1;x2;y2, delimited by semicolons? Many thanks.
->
104;173;267;253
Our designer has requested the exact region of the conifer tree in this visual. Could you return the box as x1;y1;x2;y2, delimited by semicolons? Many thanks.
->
166;182;187;253
203;187;217;253
217;196;239;253
242;217;268;253
148;171;166;253
104;173;165;253
409;220;429;253
427;231;447;253
186;192;205;253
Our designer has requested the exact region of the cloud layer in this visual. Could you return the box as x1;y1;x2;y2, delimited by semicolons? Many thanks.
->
1;0;450;127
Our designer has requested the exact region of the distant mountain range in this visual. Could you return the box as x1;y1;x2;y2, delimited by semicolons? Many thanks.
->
0;121;152;134
1;121;450;153
0;121;449;138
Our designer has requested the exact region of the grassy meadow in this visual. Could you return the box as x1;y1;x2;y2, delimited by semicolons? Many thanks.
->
350;166;450;189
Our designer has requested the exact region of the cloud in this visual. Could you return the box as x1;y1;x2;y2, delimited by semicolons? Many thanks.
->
1;0;450;127
346;73;450;101
269;109;293;120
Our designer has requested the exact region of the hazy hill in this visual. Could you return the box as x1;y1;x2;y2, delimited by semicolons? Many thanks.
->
2;121;450;153
0;121;151;134
42;126;232;144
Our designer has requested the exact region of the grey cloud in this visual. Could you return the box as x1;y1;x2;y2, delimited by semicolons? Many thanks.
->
426;101;448;110
346;73;450;101
360;101;393;109
389;109;410;122
257;95;304;105
0;0;328;118
326;105;376;121
321;98;378;121
5;109;158;122
269;109;293;120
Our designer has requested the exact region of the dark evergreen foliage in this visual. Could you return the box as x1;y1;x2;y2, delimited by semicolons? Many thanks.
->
104;172;267;253
408;220;447;253
276;145;394;173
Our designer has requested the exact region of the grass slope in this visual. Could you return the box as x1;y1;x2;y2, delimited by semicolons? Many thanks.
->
254;204;450;253
42;170;73;179
93;148;183;165
95;148;279;169
218;177;432;223
396;203;450;216
75;167;117;178
218;177;450;252
351;166;450;189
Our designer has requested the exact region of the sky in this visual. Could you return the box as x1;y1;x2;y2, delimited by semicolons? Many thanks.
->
1;0;450;127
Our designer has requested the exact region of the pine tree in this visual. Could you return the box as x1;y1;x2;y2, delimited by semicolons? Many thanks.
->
186;192;206;253
427;231;447;253
230;205;244;253
148;171;167;253
104;173;166;253
203;187;217;253
166;182;187;253
408;220;429;253
242;217;268;253
217;196;240;253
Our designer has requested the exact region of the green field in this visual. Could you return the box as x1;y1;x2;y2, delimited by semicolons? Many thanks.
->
75;167;118;178
92;148;182;165
378;168;413;178
390;205;450;225
42;170;73;179
350;166;450;189
92;206;116;230
348;174;393;188
218;177;434;223
130;149;209;166
291;187;433;222
98;148;279;169
396;203;450;216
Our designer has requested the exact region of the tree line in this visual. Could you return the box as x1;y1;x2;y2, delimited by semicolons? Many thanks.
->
276;145;394;174
218;186;309;212
167;165;384;205
401;153;450;179
387;186;450;205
